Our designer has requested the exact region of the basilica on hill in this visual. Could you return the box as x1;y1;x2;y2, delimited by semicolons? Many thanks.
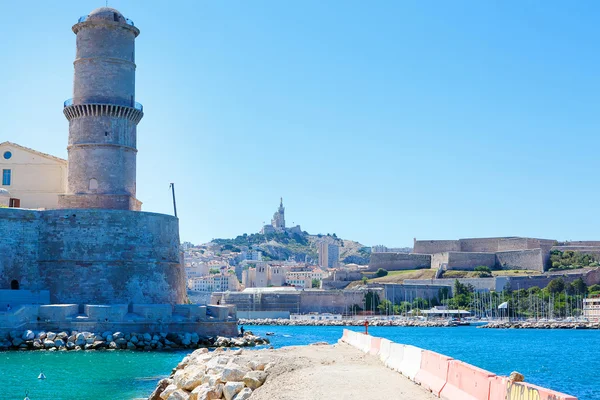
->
260;198;302;234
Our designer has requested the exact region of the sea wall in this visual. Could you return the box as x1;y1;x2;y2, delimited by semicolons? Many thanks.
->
214;289;384;315
0;208;186;304
0;303;238;336
405;277;509;292
369;253;431;271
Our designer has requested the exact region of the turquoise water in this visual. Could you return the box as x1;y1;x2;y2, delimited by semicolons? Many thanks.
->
1;326;598;399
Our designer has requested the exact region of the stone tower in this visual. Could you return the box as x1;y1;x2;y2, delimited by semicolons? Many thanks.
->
59;7;143;211
271;197;285;230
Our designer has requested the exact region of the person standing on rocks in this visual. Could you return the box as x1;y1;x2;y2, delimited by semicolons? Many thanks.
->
240;326;245;337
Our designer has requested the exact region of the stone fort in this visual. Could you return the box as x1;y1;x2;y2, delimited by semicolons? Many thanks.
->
369;236;597;273
0;7;186;305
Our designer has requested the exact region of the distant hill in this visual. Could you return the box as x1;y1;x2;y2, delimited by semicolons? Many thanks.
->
212;231;370;265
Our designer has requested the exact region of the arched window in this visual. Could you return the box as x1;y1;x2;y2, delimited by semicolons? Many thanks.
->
10;280;19;290
89;178;98;190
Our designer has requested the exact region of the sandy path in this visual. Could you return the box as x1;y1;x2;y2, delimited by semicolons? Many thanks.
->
251;343;437;400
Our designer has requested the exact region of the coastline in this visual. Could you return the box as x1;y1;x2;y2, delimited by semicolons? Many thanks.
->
238;318;457;327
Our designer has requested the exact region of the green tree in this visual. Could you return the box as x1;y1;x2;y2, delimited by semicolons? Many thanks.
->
378;299;393;314
474;266;491;273
311;279;320;288
546;278;566;294
570;278;587;294
209;268;220;275
361;276;368;285
376;268;388;278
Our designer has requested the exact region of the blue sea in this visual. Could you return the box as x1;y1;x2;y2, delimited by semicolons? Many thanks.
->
0;326;598;400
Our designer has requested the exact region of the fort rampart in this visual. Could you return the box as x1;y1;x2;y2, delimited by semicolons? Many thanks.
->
368;253;431;271
0;208;186;305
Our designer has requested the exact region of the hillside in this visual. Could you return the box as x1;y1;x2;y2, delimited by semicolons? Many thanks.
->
211;231;370;265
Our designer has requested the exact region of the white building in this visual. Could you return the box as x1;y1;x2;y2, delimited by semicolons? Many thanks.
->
584;297;600;322
242;263;287;288
188;273;241;292
285;268;328;288
0;142;67;209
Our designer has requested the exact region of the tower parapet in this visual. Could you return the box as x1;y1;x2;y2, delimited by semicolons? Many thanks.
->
58;7;143;211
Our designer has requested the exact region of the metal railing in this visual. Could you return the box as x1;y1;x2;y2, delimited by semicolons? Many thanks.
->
77;15;135;26
63;98;143;112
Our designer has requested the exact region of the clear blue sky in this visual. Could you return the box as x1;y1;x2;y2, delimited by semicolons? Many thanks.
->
3;1;599;247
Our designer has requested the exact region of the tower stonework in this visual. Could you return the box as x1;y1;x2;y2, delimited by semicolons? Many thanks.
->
59;7;143;211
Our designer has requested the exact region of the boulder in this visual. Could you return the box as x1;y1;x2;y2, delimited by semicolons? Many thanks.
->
54;339;65;348
173;365;206;391
109;341;118;350
106;334;114;342
56;332;68;340
509;371;525;382
149;378;172;400
44;339;56;349
247;361;266;371
38;332;47;340
113;332;124;340
189;384;210;400
167;389;190;400
242;371;267;389
232;387;252;400
66;341;76;350
190;333;200;344
130;335;139;344
223;382;245;400
22;330;35;340
127;341;137;350
221;364;249;382
46;332;57;341
12;338;24;347
143;333;152;341
160;384;178;400
102;331;112;339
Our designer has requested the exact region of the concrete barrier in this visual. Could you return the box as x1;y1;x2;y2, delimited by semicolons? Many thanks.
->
385;343;405;371
369;337;382;356
399;345;423;381
506;381;578;400
360;333;372;353
414;350;452;396
378;338;392;364
489;375;509;400
440;360;494;400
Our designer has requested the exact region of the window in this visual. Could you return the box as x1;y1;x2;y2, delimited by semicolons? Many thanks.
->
3;151;11;160
2;169;10;185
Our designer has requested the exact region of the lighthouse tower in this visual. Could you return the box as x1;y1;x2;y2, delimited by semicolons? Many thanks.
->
59;7;143;211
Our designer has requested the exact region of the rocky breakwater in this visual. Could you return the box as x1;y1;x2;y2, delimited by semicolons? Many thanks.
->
149;347;274;400
239;318;456;327
480;321;600;329
0;330;269;351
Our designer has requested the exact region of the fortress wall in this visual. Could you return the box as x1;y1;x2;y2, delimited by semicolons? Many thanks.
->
369;253;431;271
404;277;504;292
445;252;496;271
0;208;185;305
497;238;532;251
412;240;460;254
300;289;383;314
382;284;453;303
0;209;43;291
431;253;449;270
458;238;502;252
496;249;544;272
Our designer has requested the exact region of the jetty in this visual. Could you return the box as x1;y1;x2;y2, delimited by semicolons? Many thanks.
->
149;330;578;400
